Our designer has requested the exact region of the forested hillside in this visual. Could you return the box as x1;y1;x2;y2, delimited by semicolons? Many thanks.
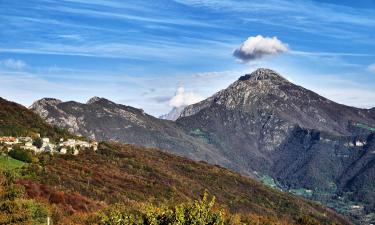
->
0;97;72;141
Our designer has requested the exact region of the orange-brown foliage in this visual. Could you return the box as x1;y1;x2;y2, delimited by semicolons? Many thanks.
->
21;142;350;225
17;179;103;214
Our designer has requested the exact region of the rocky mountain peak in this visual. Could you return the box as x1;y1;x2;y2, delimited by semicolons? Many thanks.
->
238;68;287;83
86;96;111;105
30;98;62;108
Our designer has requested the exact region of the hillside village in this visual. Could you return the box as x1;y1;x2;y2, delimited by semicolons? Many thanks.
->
0;135;98;155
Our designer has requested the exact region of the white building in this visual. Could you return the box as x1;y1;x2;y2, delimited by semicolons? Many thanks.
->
58;139;96;154
21;141;38;152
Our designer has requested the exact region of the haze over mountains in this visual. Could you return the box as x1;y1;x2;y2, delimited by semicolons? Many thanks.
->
159;106;186;121
30;68;375;224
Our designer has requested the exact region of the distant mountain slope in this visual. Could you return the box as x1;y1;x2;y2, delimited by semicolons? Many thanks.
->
0;97;71;140
159;106;185;121
27;142;350;225
30;97;233;169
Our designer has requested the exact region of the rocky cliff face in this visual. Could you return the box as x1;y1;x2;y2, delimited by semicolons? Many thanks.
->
180;68;374;136
178;68;375;171
30;97;233;169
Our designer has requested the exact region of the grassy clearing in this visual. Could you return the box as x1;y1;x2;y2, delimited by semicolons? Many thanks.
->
0;154;25;170
356;123;375;132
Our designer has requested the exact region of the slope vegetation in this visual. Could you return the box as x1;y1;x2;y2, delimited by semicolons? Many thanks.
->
0;97;72;140
24;142;350;225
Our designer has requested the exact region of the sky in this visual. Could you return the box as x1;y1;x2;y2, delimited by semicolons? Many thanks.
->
0;0;375;116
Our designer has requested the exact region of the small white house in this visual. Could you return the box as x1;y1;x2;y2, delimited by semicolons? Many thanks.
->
355;140;366;147
42;138;50;144
60;148;67;154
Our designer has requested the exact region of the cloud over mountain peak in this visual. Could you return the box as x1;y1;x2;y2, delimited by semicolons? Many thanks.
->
233;35;288;63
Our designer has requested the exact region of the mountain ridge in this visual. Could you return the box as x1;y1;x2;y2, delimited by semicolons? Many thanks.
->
179;68;375;136
30;95;237;171
29;68;375;224
0;96;351;224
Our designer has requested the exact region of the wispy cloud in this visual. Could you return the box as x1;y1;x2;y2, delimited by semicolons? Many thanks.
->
368;63;375;73
174;0;375;41
39;4;217;28
174;0;375;26
58;34;83;41
0;59;27;70
311;86;375;109
290;50;373;57
0;38;232;61
0;0;374;114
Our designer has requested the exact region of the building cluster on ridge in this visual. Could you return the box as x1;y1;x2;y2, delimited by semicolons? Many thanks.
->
0;135;98;155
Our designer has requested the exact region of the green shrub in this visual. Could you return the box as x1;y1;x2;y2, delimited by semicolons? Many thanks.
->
32;138;43;149
99;193;226;225
297;215;320;225
8;148;33;163
0;170;50;224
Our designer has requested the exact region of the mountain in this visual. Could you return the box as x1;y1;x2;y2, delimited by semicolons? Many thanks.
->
0;97;350;224
180;68;374;136
177;68;375;223
159;106;185;121
30;69;375;224
0;97;72;140
30;96;234;170
178;68;375;172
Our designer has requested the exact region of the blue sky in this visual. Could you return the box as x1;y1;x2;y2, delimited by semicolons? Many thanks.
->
0;0;375;116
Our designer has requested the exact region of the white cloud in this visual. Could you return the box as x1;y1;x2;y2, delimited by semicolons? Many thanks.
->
233;35;289;62
368;63;375;73
0;58;27;70
58;34;83;41
286;77;294;83
169;87;203;108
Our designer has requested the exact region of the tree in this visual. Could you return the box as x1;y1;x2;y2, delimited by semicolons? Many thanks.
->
33;138;43;149
8;147;33;163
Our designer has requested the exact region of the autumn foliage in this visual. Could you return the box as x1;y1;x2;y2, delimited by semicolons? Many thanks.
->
11;142;348;225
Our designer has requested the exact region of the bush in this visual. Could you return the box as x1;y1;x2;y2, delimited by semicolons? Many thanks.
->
0;170;50;224
33;138;43;149
99;193;226;225
297;215;320;225
8;148;33;163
